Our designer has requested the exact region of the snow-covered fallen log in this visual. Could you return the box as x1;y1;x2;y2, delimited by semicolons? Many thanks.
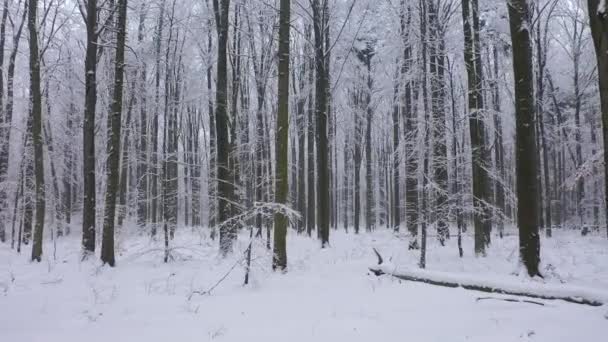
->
369;249;607;307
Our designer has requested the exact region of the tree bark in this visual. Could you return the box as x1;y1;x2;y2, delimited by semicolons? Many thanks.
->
312;0;329;247
508;0;541;277
28;0;45;262
82;0;98;255
462;0;490;256
273;0;290;270
213;0;236;255
587;0;608;239
101;0;128;267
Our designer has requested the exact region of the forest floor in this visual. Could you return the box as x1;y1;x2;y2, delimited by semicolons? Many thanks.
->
1;226;607;341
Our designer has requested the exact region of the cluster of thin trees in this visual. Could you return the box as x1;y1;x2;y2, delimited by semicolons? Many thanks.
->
0;0;607;277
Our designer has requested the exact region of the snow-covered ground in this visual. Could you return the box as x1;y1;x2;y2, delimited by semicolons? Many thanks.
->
1;227;607;341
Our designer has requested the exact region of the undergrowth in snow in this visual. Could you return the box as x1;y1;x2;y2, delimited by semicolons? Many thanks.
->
1;227;607;341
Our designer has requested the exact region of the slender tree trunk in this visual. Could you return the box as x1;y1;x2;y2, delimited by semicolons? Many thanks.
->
117;83;135;228
400;2;418;249
491;42;505;238
0;0;8;242
364;55;374;232
136;3;148;229
82;0;98;255
28;0;45;262
353;89;362;234
312;0;329;247
150;1;166;238
306;25;316;237
1;0;26;243
392;67;400;232
419;0;429;268
296;60;306;234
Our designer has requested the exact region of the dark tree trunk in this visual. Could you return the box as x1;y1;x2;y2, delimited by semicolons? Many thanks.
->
306;25;316;237
101;0;128;267
63;53;76;233
353;88;362;234
462;0;490;256
273;0;290;270
296;57;307;234
312;0;329;247
28;0;45;262
207;17;216;234
508;0;541;277
82;0;98;255
27;0;45;262
587;0;608;239
400;2;418;249
213;0;236;255
419;0;429;268
364;54;374;233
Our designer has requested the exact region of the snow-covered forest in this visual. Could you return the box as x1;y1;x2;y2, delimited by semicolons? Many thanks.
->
1;0;608;340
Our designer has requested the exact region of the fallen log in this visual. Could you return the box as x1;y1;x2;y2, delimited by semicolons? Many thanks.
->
476;296;545;306
369;248;606;307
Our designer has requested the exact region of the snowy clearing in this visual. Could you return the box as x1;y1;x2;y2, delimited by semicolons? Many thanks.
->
1;228;607;342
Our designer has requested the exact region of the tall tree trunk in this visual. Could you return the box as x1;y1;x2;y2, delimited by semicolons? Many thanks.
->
82;0;98;255
343;130;349;232
0;0;7;242
136;3;148;229
401;1;418;249
353;89;362;234
587;0;608;238
312;0;329;247
0;0;23;242
391;66;400;232
306;25;316;237
462;0;489;256
63;56;75;232
28;0;45;262
150;1;166;238
213;0;236;255
273;0;290;270
508;0;541;277
101;0;128;267
491;42;506;238
296;57;306;234
207;17;216;235
419;0;430;268
429;2;449;245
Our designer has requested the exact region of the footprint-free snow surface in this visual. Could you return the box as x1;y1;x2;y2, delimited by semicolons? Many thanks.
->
1;228;607;341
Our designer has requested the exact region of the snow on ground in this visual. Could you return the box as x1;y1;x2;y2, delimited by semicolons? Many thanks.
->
1;227;607;342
